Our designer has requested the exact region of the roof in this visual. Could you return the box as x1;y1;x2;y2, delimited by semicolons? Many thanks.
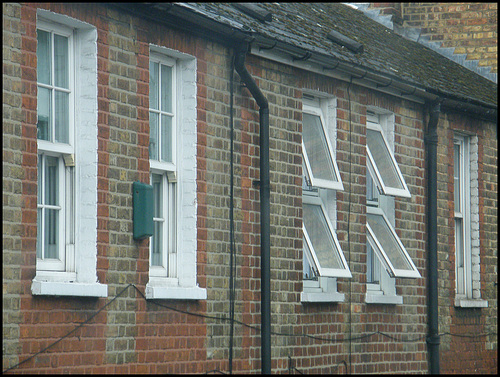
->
119;3;497;116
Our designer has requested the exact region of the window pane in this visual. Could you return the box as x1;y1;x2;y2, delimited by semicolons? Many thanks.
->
152;174;163;267
149;112;159;160
160;64;172;113
37;86;51;141
44;208;59;259
367;213;412;271
303;203;343;270
160;114;173;162
454;143;460;213
37;207;43;259
54;34;69;89
367;243;380;284
367;128;404;190
149;61;159;110
455;219;464;268
302;113;336;183
45;156;59;205
303;240;317;280
37;29;51;85
55;91;69;143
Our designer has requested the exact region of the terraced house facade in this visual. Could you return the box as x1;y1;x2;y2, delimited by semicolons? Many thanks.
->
3;2;497;374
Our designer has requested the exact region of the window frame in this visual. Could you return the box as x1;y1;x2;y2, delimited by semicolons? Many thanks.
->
302;103;344;191
366;115;411;198
366;206;421;279
453;135;471;298
145;45;206;300
303;193;352;279
32;10;106;298
36;18;75;276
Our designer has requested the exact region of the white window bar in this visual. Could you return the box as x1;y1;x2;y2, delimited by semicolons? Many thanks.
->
366;207;421;279
302;104;343;191
366;116;411;198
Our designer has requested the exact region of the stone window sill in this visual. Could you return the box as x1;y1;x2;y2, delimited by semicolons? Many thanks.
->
31;280;108;298
365;293;403;305
145;284;207;300
454;298;488;308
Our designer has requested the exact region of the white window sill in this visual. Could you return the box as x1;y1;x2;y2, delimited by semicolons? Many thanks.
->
301;291;345;303
145;283;207;300
365;293;403;305
31;280;108;298
454;298;488;308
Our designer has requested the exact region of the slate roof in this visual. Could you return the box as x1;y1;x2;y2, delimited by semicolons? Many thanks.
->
177;3;497;110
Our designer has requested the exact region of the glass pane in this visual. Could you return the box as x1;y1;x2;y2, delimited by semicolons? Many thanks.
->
152;174;162;218
149;61;159;110
37;208;42;259
45;156;59;205
367;129;404;190
302;113;336;182
455;219;464;268
152;220;162;266
454;143;460;213
37;29;51;85
37;86;51;141
367;213;412;271
367;243;381;284
149;112;159;160
303;203;343;270
44;208;59;259
55;91;69;143
303;240;317;280
37;155;42;202
160;114;173;162
160;64;172;113
54;34;69;89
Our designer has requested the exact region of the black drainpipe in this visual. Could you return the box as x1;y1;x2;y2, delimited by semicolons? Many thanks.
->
234;48;271;374
425;100;441;374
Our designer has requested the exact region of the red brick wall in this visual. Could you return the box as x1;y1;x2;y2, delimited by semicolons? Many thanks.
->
369;3;498;75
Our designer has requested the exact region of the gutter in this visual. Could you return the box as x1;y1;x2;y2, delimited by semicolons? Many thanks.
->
424;100;441;374
233;48;272;375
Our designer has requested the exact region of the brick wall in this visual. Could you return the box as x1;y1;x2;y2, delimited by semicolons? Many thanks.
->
436;112;497;374
369;3;498;75
2;2;496;374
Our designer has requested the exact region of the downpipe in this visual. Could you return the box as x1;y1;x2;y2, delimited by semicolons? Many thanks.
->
234;49;271;374
424;100;441;374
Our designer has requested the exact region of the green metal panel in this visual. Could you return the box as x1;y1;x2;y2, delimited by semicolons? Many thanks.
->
133;181;154;240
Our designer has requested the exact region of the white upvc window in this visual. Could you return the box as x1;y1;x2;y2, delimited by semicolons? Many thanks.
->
145;46;206;300
365;111;419;305
366;115;411;198
302;103;343;191
301;94;350;303
303;194;351;279
453;134;487;308
36;19;75;275
32;11;106;297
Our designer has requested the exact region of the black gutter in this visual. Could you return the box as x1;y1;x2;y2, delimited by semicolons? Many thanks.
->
424;100;441;374
234;48;271;375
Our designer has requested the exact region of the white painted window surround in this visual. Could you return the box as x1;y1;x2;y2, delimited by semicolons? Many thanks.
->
32;9;106;298
145;45;206;300
301;94;349;303
453;134;487;308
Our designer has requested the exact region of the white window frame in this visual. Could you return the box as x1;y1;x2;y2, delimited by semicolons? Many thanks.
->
145;45;206;300
302;103;343;191
302;194;352;279
453;134;487;308
366;114;411;198
301;94;349;303
365;111;417;305
32;10;106;298
366;207;421;279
